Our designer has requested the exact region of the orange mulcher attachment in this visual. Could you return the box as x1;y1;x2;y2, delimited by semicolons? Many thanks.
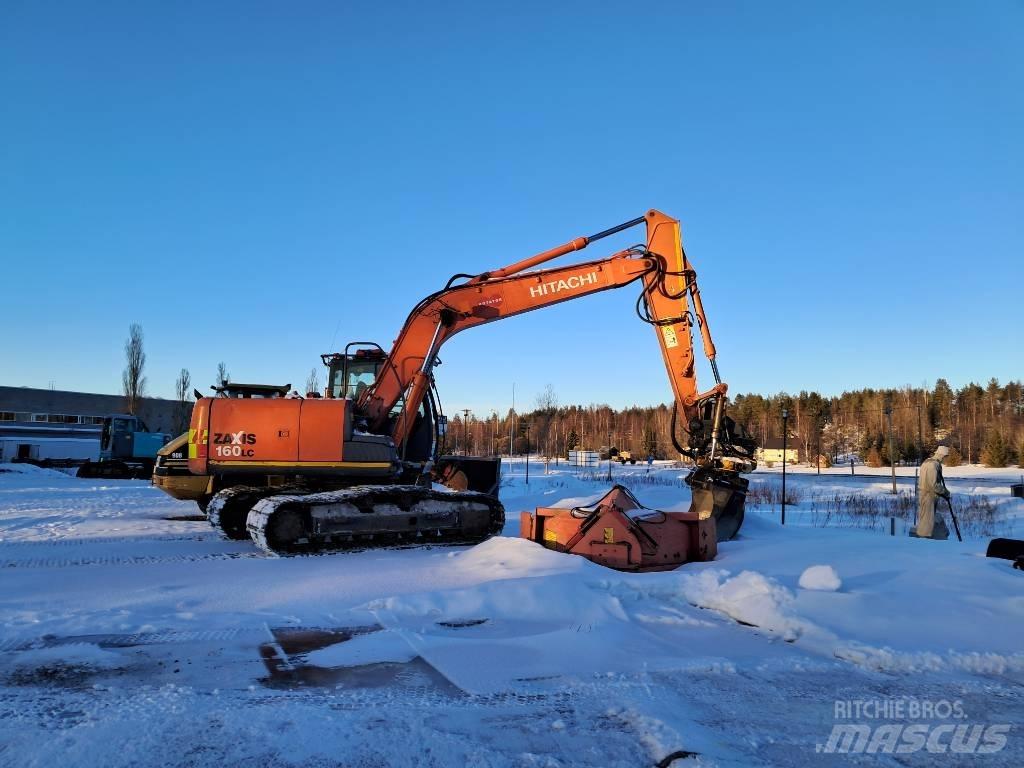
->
520;485;716;572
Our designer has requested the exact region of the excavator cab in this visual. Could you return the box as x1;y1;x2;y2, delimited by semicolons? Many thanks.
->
323;346;386;400
321;346;497;492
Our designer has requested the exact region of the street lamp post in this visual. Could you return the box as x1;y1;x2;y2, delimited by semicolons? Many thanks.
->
781;408;789;525
816;419;821;476
885;404;896;495
525;423;530;485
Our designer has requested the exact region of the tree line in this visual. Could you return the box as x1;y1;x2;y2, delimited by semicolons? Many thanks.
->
447;379;1024;468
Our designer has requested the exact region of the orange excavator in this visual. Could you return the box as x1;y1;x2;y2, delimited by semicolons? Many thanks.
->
186;210;757;557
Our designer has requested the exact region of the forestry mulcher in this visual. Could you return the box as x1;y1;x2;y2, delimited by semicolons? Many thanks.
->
185;210;757;558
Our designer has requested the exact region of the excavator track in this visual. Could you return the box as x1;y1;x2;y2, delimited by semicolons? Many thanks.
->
207;485;300;540
246;485;505;556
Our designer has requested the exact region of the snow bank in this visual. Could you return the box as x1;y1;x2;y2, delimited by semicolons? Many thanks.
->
0;462;75;479
835;642;1024;674
11;643;127;672
0;463;50;475
677;569;807;641
798;564;842;591
305;540;815;692
443;535;587;580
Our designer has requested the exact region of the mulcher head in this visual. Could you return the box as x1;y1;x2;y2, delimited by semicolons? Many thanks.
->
520;484;717;572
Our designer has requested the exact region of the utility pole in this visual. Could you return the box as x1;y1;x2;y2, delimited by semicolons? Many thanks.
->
781;408;788;525
602;428;610;481
509;383;516;470
524;422;530;485
886;404;896;495
816;425;821;476
916;402;924;459
461;409;471;456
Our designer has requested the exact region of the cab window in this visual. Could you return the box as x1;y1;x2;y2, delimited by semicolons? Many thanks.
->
330;358;379;399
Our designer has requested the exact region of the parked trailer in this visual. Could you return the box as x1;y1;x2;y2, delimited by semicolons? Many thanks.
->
1;437;98;465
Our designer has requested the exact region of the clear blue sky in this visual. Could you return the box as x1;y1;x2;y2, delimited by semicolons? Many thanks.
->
2;1;1021;416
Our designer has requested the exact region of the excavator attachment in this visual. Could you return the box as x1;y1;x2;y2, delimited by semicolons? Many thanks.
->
434;455;501;495
520;485;717;572
685;467;749;542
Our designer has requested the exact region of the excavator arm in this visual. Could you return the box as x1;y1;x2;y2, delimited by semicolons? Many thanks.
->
359;209;755;472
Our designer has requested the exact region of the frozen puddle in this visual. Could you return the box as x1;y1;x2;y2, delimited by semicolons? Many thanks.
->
259;625;462;693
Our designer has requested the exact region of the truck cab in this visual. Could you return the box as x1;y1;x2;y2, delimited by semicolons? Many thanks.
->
78;415;171;479
100;415;168;462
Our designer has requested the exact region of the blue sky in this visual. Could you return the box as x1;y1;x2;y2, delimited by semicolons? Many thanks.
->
2;1;1021;416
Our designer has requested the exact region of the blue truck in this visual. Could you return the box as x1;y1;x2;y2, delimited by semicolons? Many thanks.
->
77;415;171;479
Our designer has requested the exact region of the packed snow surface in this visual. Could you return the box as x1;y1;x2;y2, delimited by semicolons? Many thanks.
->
0;460;1022;766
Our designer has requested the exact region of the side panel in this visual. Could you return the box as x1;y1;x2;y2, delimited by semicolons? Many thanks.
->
131;432;167;459
189;396;392;477
298;399;347;462
207;398;301;467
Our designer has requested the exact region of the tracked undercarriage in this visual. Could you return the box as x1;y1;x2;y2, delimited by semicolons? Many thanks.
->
205;485;299;541
206;484;505;556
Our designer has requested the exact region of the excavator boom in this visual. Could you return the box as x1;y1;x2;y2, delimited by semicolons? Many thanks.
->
363;209;754;473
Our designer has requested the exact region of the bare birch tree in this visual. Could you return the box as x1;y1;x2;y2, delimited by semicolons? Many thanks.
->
216;362;229;388
305;367;320;396
174;368;192;433
122;323;147;415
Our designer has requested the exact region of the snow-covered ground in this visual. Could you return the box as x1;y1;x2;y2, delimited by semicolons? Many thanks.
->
1;460;1022;766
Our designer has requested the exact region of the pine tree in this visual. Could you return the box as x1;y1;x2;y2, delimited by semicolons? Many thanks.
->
1018;438;1024;469
866;446;883;468
903;437;919;464
858;433;876;463
565;429;580;453
981;430;1009;468
881;439;901;467
932;378;954;431
642;418;658;458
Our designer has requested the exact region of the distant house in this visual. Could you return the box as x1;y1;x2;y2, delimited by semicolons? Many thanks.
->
758;437;799;465
0;386;179;463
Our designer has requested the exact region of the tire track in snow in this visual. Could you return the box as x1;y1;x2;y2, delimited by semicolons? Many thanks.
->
0;550;262;570
0;626;260;652
0;533;217;549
